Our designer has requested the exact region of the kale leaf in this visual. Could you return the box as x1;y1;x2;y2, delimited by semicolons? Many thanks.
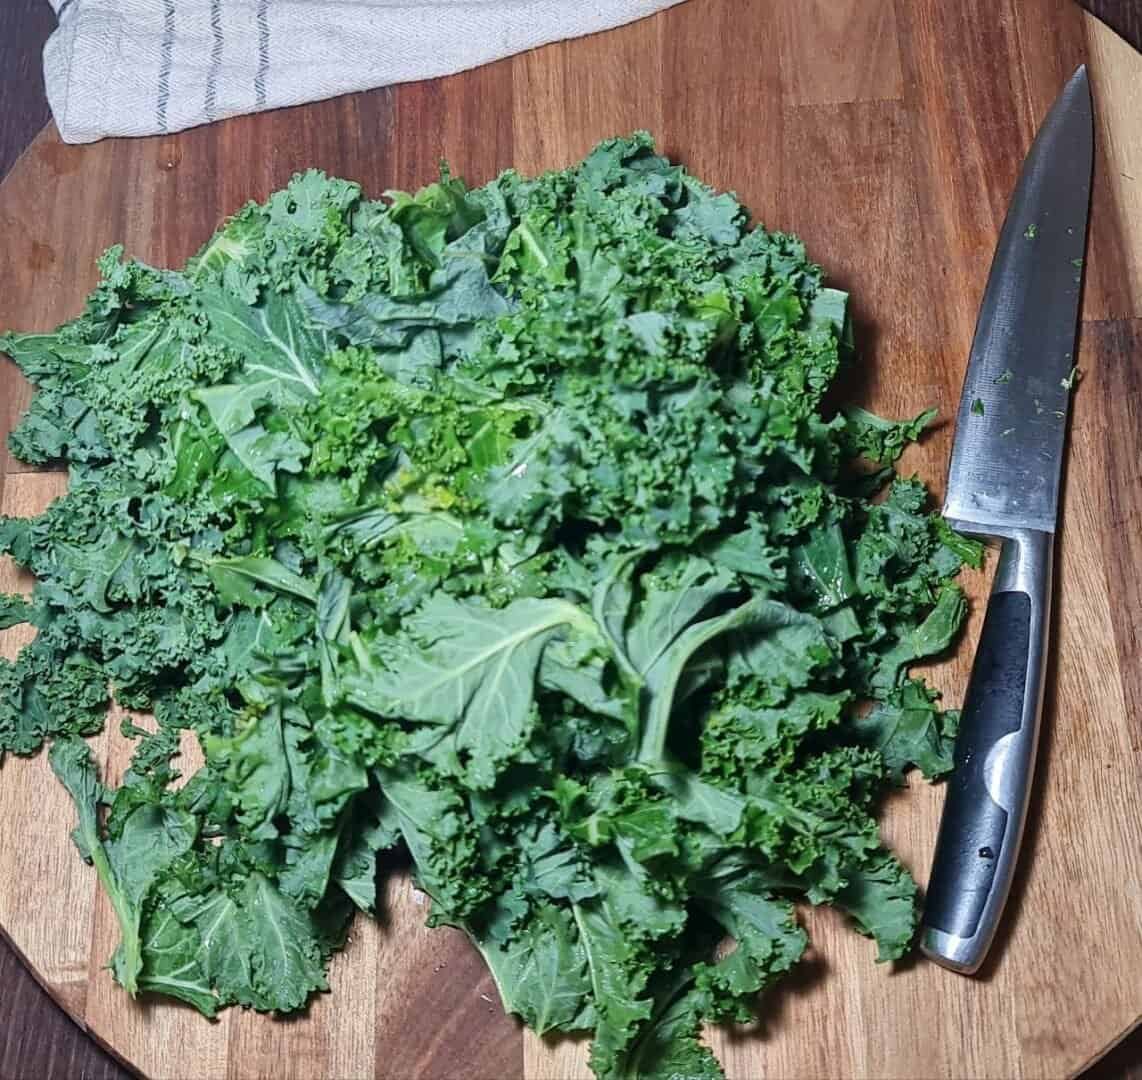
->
0;135;976;1075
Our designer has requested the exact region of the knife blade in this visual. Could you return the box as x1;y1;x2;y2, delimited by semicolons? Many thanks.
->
919;65;1093;975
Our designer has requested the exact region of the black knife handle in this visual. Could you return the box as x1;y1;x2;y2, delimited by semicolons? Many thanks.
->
920;528;1053;973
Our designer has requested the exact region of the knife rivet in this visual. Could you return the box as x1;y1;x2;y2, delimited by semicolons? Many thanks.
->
978;846;995;859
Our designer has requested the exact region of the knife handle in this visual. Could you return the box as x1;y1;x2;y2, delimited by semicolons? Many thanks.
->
920;527;1053;974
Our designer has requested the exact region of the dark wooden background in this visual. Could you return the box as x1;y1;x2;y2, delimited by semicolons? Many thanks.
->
0;2;1138;1078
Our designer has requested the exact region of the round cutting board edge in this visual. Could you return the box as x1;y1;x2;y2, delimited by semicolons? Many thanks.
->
1;4;1141;1076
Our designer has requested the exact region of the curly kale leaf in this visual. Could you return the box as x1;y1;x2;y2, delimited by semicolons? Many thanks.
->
0;135;979;1077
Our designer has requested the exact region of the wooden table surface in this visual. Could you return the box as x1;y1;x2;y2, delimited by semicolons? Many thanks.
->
0;3;1138;1079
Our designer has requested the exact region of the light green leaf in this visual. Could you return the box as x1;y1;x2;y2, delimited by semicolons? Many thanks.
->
51;739;196;997
573;900;654;1078
205;555;318;607
833;853;918;962
137;905;217;1016
619;985;722;1080
240;872;330;1010
849;678;958;780
627;558;734;687
203;706;290;839
479;904;593;1036
638;595;784;763
871;583;967;693
348;595;591;787
645;769;745;836
203;287;327;398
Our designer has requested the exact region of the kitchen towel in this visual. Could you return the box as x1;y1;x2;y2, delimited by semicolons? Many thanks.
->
43;0;688;144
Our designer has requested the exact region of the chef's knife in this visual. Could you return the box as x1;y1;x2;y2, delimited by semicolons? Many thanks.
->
919;65;1093;975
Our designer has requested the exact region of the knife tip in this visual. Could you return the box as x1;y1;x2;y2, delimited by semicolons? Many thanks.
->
1062;63;1093;122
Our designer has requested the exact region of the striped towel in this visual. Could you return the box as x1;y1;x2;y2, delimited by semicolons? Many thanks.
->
43;0;688;144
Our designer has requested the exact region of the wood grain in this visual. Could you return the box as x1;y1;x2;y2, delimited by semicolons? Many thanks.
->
1088;13;1142;312
779;0;903;106
0;2;1140;1079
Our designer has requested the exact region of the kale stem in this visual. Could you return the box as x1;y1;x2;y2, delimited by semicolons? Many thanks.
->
79;820;141;995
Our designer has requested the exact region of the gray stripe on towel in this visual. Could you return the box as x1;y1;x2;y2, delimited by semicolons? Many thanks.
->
255;0;270;107
205;0;223;121
157;0;176;132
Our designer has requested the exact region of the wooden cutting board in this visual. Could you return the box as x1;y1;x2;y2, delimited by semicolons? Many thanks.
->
1;2;1140;1078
